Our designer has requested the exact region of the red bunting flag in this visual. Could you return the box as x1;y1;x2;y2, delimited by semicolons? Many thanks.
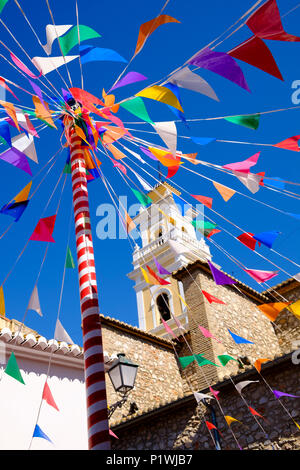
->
246;0;300;42
42;381;59;411
146;265;170;285
191;195;213;209
206;229;221;239
228;35;283;80
274;135;300;152
237;232;257;251
202;290;226;305
29;215;56;242
249;406;265;420
205;421;223;437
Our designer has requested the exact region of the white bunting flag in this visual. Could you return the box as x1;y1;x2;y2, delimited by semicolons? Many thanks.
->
27;286;42;317
193;391;215;403
12;133;38;163
32;56;79;75
233;171;261;194
170;66;219;101
54;319;73;344
42;25;73;55
152;121;177;156
235;380;259;394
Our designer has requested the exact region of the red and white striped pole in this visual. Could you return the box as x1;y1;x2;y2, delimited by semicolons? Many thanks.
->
68;123;110;450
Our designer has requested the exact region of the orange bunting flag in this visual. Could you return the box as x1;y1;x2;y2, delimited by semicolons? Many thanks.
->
212;181;236;201
225;416;242;427
32;96;57;129
101;125;128;145
107;144;127;160
125;211;136;233
146;265;170;286
254;358;270;373
257;302;290;321
134;15;180;56
191;195;213;209
0;100;20;130
0;286;5;316
148;147;182;167
184;153;200;164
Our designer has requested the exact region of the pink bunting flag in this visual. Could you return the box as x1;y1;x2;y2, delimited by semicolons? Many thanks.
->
223;152;260;174
244;268;279;283
109;429;119;439
198;325;222;343
209;386;220;400
30;215;56;242
112;158;127;175
161;318;178;339
10;53;42;79
274;135;300;152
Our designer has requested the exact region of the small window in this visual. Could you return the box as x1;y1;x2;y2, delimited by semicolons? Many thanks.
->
157;293;171;321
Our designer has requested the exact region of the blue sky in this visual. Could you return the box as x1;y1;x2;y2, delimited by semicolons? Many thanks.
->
0;0;300;346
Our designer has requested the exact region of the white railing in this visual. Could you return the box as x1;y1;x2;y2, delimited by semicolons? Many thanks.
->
133;229;208;262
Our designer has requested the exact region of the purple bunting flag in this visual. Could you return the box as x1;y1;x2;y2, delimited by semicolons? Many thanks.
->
153;255;171;275
208;261;237;286
0;147;32;175
272;390;300;399
189;47;250;92
110;71;148;91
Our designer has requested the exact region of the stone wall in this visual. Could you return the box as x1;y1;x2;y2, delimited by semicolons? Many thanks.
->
174;263;282;390
101;320;185;426
111;356;300;450
273;284;300;354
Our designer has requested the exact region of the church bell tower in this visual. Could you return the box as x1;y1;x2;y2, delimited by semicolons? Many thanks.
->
128;182;211;338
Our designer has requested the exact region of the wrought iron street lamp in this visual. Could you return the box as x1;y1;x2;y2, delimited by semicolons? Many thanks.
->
107;353;138;418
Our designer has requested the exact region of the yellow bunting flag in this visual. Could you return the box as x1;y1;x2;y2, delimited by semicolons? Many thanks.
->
140;267;160;286
212;181;236;202
257;302;290;321
14;181;32;203
225;416;242;427
288;299;300;319
158;208;172;224
134;15;180;56
136;85;183;112
0;100;20;131
32;96;57;129
179;294;189;309
293;420;300;431
254;358;270;373
0;286;5;316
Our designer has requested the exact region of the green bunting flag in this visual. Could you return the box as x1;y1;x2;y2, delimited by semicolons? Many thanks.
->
5;352;25;384
65;247;75;269
191;220;217;231
178;355;195;369
120;97;153;124
179;354;218;369
195;354;219;367
63;162;71;174
224;114;260;130
131;188;152;207
0;0;9;14
218;354;239;367
59;25;101;55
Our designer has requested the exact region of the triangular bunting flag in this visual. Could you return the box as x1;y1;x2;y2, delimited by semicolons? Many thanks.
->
42;381;59;411
30;215;56;242
5;352;25;384
32;424;53;444
228;329;254;344
54;319;73;344
65;247;75;268
27;285;42;317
